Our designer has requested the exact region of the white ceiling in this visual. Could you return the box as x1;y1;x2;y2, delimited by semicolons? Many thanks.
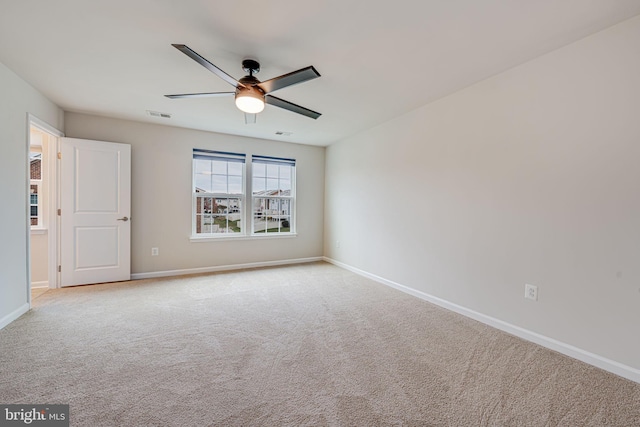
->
2;1;640;146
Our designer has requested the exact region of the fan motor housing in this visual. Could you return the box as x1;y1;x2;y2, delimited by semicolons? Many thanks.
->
237;75;264;96
235;84;264;98
235;74;265;113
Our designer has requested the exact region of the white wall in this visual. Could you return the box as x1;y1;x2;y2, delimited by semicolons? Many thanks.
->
325;16;640;375
0;61;63;327
64;113;325;275
30;233;48;286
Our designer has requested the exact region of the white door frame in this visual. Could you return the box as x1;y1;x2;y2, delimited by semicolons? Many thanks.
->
26;114;64;307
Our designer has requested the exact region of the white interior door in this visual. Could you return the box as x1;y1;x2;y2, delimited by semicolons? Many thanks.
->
60;137;131;286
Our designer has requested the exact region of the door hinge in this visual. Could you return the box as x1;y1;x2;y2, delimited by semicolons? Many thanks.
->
57;209;61;216
57;152;61;159
58;265;61;273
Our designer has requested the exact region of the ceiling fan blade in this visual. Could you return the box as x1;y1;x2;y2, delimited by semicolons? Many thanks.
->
165;92;234;99
244;113;257;124
171;44;243;88
265;95;321;119
257;66;320;94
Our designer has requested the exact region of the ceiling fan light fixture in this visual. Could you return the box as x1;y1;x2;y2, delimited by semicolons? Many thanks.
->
166;45;321;119
235;87;265;114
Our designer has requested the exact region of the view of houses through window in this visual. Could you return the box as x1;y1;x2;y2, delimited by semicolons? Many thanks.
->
192;149;295;237
252;156;294;234
29;150;42;227
193;150;245;235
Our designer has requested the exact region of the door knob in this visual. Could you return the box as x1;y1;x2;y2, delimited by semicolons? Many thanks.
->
117;216;129;222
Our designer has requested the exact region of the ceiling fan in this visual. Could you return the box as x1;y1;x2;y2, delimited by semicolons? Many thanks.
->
165;44;321;124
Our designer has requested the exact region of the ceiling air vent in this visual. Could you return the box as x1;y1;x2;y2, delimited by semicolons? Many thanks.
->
146;110;171;119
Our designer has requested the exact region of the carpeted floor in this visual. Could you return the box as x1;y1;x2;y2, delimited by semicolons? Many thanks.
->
30;287;49;300
1;262;639;426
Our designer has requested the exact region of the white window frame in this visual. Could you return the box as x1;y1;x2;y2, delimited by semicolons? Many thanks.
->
251;155;296;235
30;182;42;227
191;150;246;238
29;148;44;230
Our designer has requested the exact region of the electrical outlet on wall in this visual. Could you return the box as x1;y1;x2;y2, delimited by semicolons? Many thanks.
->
336;240;341;248
524;283;538;301
151;247;159;256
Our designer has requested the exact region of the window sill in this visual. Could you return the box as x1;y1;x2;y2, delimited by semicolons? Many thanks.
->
30;228;48;235
190;233;297;243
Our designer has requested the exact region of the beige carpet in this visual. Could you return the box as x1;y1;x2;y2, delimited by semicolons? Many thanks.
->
30;287;49;300
1;262;638;426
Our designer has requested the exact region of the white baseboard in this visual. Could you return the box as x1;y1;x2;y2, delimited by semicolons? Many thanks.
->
131;257;324;280
323;257;640;385
0;303;29;330
31;281;49;289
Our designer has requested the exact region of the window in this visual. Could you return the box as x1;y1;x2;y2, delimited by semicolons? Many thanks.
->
29;150;43;227
192;150;245;236
191;150;296;239
252;155;295;234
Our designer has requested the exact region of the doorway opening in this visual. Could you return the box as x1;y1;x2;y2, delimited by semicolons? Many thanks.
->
27;115;63;305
